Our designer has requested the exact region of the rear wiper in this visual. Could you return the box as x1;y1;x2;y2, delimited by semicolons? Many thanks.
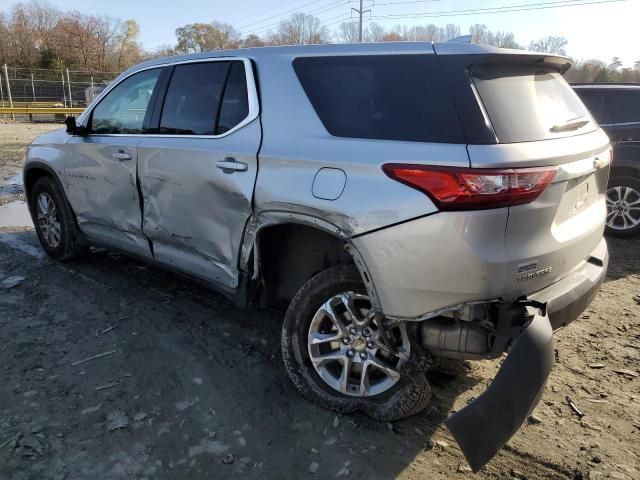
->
550;116;590;133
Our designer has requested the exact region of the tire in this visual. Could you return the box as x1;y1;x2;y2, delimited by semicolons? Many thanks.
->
30;176;86;260
605;176;640;238
282;264;432;421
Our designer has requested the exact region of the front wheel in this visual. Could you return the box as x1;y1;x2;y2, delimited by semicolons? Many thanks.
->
30;176;86;260
281;265;431;421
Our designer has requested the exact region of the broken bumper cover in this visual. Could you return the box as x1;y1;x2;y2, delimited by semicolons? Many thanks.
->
445;239;608;472
445;314;555;472
530;237;608;331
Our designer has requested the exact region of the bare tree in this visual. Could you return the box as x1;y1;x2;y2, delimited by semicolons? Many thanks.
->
527;36;568;55
493;31;520;49
268;13;329;45
208;21;241;50
365;22;385;42
444;24;461;41
336;21;359;43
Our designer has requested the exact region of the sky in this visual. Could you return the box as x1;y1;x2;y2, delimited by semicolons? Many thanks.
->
1;0;637;67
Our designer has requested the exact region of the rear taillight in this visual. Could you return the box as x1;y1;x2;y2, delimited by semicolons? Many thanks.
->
382;164;557;210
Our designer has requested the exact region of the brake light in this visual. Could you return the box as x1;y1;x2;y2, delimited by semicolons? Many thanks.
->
382;164;557;210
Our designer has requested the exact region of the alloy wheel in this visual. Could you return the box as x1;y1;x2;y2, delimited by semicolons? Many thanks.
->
307;292;410;397
36;192;61;248
606;185;640;231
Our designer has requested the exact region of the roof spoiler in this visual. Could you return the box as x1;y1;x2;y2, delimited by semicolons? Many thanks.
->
469;53;573;75
447;35;473;44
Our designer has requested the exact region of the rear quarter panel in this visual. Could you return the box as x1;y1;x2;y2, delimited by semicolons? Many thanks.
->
252;45;469;237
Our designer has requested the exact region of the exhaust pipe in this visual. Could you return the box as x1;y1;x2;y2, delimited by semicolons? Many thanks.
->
421;317;493;360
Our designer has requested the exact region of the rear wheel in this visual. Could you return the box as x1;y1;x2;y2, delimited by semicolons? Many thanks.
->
282;265;431;421
30;176;86;260
605;176;640;238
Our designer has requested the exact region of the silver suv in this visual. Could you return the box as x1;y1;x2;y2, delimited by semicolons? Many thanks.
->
24;42;610;470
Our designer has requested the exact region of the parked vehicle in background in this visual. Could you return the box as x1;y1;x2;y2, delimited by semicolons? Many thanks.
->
24;42;611;471
573;83;640;237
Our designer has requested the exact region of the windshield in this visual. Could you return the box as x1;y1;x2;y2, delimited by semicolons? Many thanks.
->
472;65;597;143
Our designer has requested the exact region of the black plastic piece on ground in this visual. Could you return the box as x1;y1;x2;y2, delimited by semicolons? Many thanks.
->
444;314;554;472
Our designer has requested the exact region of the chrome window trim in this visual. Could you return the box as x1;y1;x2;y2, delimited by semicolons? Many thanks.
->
78;57;260;140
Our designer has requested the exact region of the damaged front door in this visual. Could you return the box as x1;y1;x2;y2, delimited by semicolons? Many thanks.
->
65;67;163;258
137;59;261;290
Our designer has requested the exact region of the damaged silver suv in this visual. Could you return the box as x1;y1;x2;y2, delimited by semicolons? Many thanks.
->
24;42;610;470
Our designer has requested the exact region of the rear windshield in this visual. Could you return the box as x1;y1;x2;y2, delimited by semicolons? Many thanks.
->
472;65;597;143
293;55;464;143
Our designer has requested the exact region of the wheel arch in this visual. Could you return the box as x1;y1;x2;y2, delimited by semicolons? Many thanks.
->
24;162;82;231
246;216;378;310
24;162;67;216
610;162;640;180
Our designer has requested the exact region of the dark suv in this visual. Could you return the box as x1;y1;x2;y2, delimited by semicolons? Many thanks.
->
573;83;640;237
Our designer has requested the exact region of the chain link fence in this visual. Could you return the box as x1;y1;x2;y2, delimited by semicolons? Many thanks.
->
1;65;119;121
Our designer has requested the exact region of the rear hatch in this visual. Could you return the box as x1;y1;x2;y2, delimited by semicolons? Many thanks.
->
439;48;611;297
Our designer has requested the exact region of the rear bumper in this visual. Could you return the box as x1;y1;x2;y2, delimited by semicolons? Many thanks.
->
439;238;607;471
529;236;608;330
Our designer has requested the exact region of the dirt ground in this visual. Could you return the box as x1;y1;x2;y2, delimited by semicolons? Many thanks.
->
0;121;638;480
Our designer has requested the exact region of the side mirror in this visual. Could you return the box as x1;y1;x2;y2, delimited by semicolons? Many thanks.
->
65;116;87;136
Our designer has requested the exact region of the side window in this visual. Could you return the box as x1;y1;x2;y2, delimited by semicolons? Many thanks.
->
293;55;464;143
217;62;249;134
91;69;161;134
606;91;640;125
577;93;608;124
158;60;251;136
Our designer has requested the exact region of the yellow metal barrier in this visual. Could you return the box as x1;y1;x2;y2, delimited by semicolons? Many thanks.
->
0;107;84;114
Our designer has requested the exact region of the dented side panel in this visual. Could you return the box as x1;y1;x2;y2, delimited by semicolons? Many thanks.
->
137;120;261;288
63;135;152;259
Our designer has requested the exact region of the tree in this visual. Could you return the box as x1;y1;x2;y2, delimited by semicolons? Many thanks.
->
336;21;359;43
207;21;241;50
268;13;329;45
493;31;520;49
593;67;611;82
527;36;568;55
114;19;141;69
366;22;385;42
469;24;489;44
444;24;461;41
175;23;212;53
608;57;622;72
175;21;240;53
241;34;265;48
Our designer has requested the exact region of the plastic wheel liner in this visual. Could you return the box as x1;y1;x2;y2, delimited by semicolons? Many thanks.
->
445;314;555;472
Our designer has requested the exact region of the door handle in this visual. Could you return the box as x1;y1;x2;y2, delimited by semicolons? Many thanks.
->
112;150;133;161
215;158;248;173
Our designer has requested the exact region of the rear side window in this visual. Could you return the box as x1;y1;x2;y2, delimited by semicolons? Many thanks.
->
472;65;596;143
606;91;640;124
158;60;251;136
160;62;229;135
293;55;464;143
218;62;249;134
